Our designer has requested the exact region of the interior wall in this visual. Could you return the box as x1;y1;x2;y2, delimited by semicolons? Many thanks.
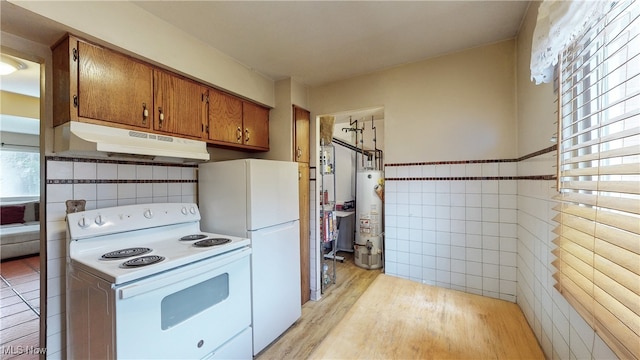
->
514;3;616;359
260;77;310;162
0;132;38;148
309;40;517;164
515;5;557;158
0;90;39;118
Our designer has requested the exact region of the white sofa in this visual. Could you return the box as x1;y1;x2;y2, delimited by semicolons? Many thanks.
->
1;200;40;260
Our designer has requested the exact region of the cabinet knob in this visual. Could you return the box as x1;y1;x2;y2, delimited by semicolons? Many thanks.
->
142;103;148;125
236;127;242;143
245;128;250;143
158;107;164;128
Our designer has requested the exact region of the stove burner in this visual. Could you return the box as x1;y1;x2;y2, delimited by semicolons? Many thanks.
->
180;234;209;241
193;238;232;247
101;247;152;259
121;255;165;268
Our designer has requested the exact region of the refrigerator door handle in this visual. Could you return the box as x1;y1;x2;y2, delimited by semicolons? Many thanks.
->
249;220;299;235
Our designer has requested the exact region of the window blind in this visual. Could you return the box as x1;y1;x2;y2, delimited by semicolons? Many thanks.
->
553;1;640;359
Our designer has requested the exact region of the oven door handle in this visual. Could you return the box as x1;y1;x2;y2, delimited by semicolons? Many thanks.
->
118;247;251;300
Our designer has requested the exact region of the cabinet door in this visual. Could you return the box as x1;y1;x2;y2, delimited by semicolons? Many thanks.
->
154;70;206;139
294;106;310;163
242;101;269;150
208;89;243;144
77;41;153;129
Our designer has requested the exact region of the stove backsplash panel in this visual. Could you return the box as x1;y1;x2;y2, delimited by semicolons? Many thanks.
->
43;156;198;358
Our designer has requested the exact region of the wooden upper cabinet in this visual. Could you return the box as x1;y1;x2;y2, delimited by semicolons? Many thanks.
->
294;106;310;163
153;70;206;139
52;34;270;151
52;35;153;129
207;88;269;151
242;101;269;150
208;88;243;144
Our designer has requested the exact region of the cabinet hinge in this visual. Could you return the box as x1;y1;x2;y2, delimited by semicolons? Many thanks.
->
73;95;78;108
202;94;209;103
73;48;78;62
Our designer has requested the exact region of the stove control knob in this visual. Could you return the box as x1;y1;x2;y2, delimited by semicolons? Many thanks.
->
95;215;105;226
189;206;197;215
78;217;89;229
144;209;153;219
181;206;188;215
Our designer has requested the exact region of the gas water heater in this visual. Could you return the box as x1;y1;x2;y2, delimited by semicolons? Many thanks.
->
355;170;384;269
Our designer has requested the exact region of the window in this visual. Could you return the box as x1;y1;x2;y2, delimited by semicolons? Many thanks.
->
0;149;40;198
553;1;639;359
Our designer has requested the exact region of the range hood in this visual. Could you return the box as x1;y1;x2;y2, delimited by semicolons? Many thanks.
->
54;122;210;162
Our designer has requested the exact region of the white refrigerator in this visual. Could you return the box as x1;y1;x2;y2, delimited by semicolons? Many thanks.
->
198;159;301;356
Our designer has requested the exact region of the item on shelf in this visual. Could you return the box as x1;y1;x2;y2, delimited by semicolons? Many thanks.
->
343;200;355;210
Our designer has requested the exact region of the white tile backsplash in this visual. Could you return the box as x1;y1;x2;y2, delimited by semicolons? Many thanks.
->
73;183;97;201
117;164;136;179
97;163;117;179
73;162;97;179
47;160;73;179
136;164;153;179
47;184;73;203
97;183;118;200
136;183;155;198
152;165;168;180
152;182;168;197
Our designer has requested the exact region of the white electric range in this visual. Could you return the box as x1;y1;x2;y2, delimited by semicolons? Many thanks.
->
66;202;252;360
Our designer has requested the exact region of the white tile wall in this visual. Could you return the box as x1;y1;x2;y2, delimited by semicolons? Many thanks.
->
44;158;198;359
385;162;518;302
516;152;616;360
385;154;617;359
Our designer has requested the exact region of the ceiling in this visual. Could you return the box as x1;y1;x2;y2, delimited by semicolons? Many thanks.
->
0;54;40;97
0;55;40;135
1;1;530;124
131;1;530;87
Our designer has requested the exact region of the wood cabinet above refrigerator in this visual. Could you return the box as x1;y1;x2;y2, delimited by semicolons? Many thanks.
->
207;88;269;151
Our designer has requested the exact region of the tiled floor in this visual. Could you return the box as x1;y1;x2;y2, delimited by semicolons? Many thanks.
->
0;255;40;360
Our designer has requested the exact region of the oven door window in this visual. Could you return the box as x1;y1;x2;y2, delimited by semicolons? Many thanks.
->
161;273;229;330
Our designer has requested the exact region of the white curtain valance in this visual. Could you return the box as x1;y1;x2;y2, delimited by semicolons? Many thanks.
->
530;0;614;84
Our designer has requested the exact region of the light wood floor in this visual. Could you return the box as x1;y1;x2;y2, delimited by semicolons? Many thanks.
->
256;251;382;360
310;274;544;359
257;251;543;360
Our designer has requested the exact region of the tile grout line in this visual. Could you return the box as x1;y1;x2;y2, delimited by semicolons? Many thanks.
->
0;269;41;318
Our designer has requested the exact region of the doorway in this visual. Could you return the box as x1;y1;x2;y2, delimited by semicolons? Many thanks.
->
312;107;384;297
0;53;42;354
